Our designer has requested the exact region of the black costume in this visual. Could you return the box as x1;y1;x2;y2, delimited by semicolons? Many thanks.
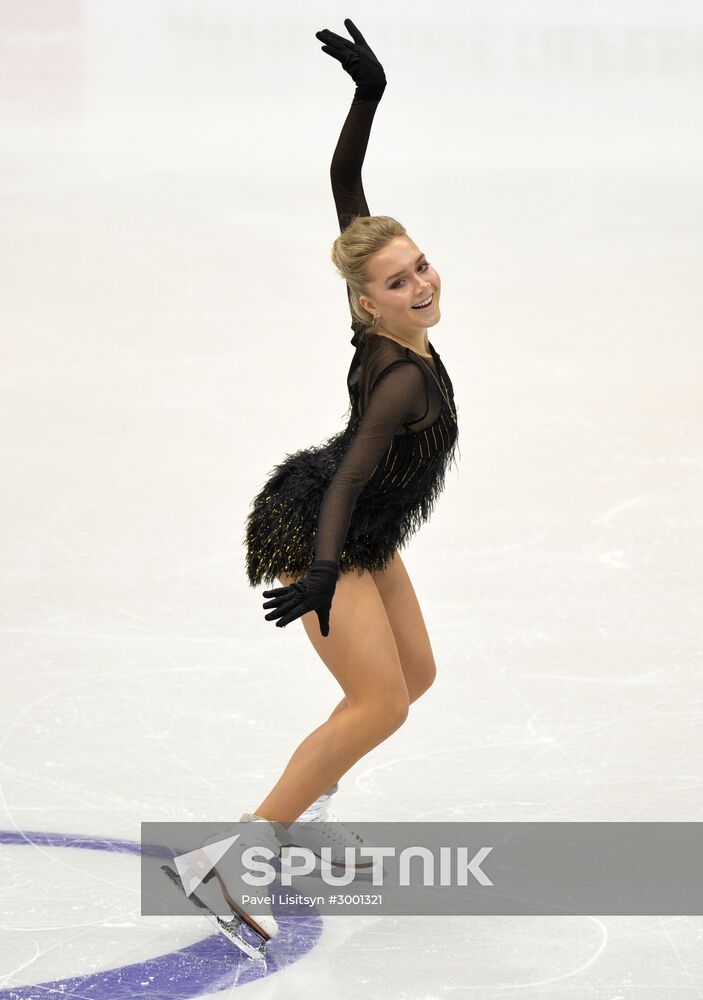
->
244;93;459;590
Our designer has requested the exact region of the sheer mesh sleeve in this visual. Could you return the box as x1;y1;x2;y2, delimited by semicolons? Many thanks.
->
314;361;426;564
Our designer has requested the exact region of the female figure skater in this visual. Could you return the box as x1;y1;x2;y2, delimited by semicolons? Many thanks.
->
196;18;459;956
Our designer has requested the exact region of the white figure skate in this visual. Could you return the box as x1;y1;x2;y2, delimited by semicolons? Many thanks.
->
163;812;287;962
278;806;384;882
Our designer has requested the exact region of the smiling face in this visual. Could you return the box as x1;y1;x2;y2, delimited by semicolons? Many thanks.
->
359;236;441;338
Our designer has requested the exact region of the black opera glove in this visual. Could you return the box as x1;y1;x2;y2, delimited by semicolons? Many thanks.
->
262;560;340;637
315;17;387;102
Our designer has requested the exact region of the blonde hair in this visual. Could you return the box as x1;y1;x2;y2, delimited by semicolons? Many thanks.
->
331;215;408;329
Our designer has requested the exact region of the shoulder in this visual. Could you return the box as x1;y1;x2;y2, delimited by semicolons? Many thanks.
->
354;334;429;424
369;356;426;398
360;345;427;425
364;334;424;390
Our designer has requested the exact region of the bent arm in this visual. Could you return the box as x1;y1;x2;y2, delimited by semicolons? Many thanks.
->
314;361;426;564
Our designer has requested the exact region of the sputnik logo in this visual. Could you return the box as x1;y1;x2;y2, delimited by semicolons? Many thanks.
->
173;834;240;897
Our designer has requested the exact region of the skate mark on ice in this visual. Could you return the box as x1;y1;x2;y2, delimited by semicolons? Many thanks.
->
0;829;322;997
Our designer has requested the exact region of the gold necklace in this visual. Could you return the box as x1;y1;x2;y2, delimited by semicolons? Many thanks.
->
373;329;431;356
370;330;456;420
415;353;456;421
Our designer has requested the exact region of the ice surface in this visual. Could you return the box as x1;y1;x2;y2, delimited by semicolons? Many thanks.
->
1;1;701;996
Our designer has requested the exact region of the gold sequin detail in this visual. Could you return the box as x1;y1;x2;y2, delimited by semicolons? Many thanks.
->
246;353;459;587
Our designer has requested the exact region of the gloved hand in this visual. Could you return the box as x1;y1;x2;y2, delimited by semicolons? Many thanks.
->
262;560;339;637
315;17;387;102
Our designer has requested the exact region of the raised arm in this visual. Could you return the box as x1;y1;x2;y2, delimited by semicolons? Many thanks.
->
316;18;388;331
330;96;380;232
331;96;383;332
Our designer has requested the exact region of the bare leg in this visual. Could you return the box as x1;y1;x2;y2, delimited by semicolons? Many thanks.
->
254;568;409;824
323;550;439;717
254;699;406;824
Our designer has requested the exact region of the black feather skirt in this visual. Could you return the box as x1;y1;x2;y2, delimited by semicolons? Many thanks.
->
244;391;459;589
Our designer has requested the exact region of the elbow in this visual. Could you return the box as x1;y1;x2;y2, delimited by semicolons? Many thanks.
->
324;476;365;500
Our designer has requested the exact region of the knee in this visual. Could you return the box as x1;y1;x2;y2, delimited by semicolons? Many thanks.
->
381;692;410;734
410;662;437;703
341;696;406;757
356;692;409;740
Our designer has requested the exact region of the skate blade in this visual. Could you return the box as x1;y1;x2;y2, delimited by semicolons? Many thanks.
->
161;864;269;963
179;852;276;945
209;867;276;944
